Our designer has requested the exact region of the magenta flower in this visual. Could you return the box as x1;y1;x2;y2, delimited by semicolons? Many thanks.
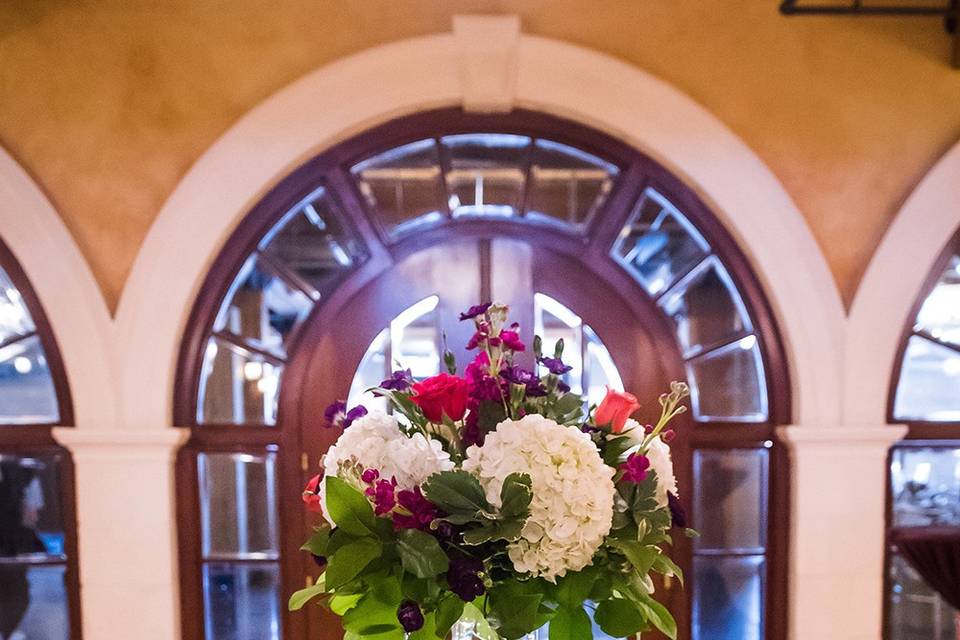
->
392;486;439;530
620;452;651;484
361;468;379;484
364;477;397;516
499;327;525;352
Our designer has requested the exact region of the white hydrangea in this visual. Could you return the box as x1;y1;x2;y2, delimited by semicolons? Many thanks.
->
622;419;676;507
323;411;454;490
463;415;615;582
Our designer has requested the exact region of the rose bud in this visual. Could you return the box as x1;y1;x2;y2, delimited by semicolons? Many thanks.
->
595;387;641;433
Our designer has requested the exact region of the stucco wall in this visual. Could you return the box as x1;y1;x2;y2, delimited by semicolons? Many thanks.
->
1;0;959;310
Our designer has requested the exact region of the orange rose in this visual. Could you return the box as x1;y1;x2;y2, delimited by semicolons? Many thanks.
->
595;387;640;433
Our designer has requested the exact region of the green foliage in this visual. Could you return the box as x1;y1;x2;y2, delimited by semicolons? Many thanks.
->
325;538;382;589
548;605;592;640
326;476;376;536
288;583;326;611
396;529;449;578
594;599;648;637
300;526;331;556
434;596;465;638
422;471;492;517
497;473;532;519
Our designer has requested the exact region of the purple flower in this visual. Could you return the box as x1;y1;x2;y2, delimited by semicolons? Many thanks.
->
500;366;546;397
459;303;492;321
557;380;571;393
364;477;397;516
323;400;346;428
392;487;439;530
433;521;456;542
397;601;425;632
380;369;413;391
343;405;368;428
668;492;687;529
539;356;572;375
620;452;650;484
361;468;379;484
446;554;486;601
311;554;327;570
323;401;367;429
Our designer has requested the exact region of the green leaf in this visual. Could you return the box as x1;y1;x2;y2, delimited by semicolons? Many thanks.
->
396;529;450;578
499;473;532;519
555;566;599;606
548;605;592;640
300;526;331;556
330;592;363;615
553;392;583;418
423;470;492;515
459;601;500;640
553;338;565;359
409;612;439;640
594;598;647;636
652;553;684;584
602;435;636;466
288;584;326;611
634;594;677;640
325;537;382;589
435;596;465;639
462;519;524;545
325;476;376;536
488;581;549;639
343;578;403;639
610;539;660;575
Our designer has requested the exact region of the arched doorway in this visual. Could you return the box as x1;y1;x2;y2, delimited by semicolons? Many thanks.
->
174;109;790;640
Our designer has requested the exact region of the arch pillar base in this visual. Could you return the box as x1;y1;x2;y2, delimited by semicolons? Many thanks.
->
54;428;189;640
777;425;907;639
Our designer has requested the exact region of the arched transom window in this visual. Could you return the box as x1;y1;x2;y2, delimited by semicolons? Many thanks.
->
175;110;790;640
0;238;79;640
885;231;960;640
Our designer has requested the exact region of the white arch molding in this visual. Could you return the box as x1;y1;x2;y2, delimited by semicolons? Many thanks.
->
847;138;960;426
116;24;845;431
112;17;856;640
0;145;116;430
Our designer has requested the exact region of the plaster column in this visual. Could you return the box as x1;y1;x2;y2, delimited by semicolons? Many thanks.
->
778;425;907;640
54;428;189;640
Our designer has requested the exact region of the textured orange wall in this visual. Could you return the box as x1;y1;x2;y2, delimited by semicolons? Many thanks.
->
1;0;959;311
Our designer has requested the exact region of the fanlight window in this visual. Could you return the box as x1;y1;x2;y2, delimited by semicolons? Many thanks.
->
614;189;768;422
197;187;367;425
351;135;619;237
1;265;59;424
0;242;76;640
893;248;960;422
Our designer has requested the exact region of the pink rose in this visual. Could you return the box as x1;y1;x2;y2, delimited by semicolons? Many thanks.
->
595;387;640;433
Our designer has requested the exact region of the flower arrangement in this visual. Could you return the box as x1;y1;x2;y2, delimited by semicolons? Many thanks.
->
292;302;693;640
